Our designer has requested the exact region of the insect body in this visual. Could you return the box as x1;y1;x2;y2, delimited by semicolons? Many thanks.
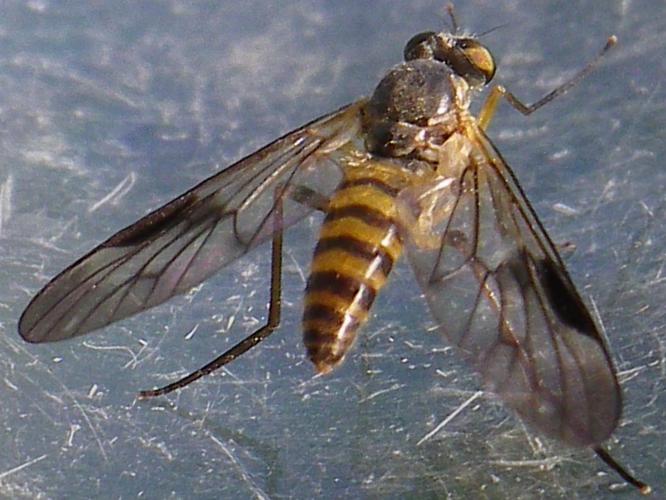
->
303;161;407;373
19;16;649;494
305;43;495;374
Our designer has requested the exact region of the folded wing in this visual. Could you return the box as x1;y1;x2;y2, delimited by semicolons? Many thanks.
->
397;128;621;447
20;102;365;342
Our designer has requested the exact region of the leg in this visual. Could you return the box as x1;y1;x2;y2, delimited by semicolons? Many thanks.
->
139;186;329;398
139;202;284;398
478;36;617;130
594;447;651;495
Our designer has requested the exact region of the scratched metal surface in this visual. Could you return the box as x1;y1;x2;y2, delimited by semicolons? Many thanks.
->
0;0;663;498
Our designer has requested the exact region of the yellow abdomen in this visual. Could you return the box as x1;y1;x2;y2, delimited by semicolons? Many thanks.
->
303;164;406;373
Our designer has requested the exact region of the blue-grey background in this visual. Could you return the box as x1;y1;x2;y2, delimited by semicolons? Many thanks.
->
1;0;663;498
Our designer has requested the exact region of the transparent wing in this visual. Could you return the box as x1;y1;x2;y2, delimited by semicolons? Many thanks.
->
397;129;621;448
20;101;366;343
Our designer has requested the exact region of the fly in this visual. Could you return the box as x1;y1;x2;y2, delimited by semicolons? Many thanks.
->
19;6;650;494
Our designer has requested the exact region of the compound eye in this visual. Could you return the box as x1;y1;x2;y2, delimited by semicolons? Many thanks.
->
457;38;496;84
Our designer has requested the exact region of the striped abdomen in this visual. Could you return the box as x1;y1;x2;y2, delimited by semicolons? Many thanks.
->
303;166;405;373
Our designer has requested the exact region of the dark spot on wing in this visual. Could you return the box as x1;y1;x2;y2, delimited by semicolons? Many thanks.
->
537;257;598;338
104;192;200;248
